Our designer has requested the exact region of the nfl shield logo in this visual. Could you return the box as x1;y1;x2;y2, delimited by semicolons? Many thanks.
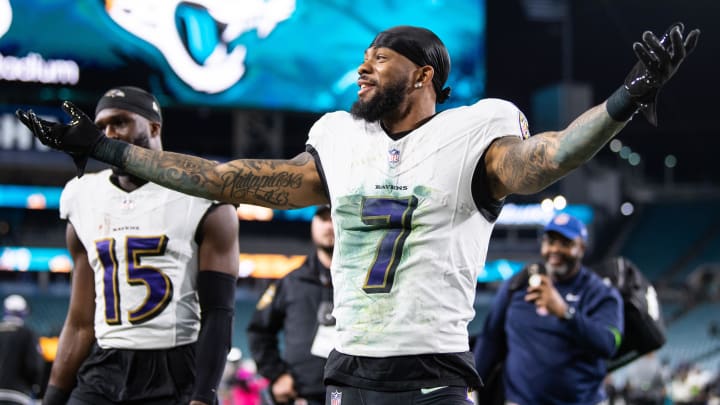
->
388;148;400;166
331;390;342;405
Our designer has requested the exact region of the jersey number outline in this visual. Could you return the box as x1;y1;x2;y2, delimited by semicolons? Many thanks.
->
361;196;418;293
95;236;173;325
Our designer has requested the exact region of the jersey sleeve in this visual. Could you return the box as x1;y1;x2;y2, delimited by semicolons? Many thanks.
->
59;177;79;221
305;112;335;154
472;98;531;142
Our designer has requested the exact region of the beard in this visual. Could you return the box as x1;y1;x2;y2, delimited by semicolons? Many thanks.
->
544;256;580;280
350;77;409;123
545;262;570;278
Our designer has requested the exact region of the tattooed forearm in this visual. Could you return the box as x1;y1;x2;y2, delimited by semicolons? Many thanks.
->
554;104;626;168
122;147;321;208
125;147;225;198
494;104;627;196
504;136;559;193
220;167;303;207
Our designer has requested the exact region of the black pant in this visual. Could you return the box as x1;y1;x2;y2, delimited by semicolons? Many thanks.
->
68;343;199;404
325;385;472;405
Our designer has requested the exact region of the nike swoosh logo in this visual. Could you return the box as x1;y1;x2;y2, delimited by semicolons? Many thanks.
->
420;386;447;394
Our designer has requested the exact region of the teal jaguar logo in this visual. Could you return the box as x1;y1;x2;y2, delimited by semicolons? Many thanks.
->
0;0;11;38
105;0;295;94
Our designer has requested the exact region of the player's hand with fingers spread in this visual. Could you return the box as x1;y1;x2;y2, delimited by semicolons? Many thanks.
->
15;100;104;177
607;22;700;126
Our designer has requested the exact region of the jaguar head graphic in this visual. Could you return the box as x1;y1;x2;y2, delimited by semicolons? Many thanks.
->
105;0;295;94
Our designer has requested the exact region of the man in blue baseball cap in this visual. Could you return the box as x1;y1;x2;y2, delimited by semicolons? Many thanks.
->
474;213;624;404
542;212;588;279
544;212;588;243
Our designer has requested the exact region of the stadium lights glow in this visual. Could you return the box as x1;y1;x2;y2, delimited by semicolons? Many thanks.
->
620;202;635;216
665;154;677;168
237;204;274;221
541;198;554;212
0;246;528;283
628;152;641;166
552;195;567;210
0;184;595;225
619;146;632;159
609;139;622;153
26;193;47;210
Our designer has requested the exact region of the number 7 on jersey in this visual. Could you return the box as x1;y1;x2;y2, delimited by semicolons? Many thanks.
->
361;196;418;294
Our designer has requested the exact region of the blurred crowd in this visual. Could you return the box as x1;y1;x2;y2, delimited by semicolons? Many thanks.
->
606;353;720;405
218;348;269;405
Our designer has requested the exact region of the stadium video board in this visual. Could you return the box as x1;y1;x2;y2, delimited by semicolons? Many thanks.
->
0;0;485;112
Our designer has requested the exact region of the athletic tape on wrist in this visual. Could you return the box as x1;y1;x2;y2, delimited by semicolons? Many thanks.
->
93;137;130;168
606;86;639;122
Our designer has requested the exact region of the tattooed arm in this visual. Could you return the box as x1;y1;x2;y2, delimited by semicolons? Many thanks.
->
485;103;627;200
120;147;327;208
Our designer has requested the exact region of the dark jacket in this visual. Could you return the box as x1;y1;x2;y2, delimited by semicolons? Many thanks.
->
0;319;44;398
474;266;624;405
247;253;332;400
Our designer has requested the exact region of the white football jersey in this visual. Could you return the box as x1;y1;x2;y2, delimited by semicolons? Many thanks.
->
60;170;214;349
307;99;528;357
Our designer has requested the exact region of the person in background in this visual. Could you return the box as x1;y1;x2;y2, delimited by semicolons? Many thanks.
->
247;205;334;405
0;294;44;404
623;352;668;405
219;348;243;405
41;87;240;405
474;213;624;404
230;362;268;405
17;22;699;404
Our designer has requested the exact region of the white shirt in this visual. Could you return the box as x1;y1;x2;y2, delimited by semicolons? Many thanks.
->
60;170;213;349
307;99;527;356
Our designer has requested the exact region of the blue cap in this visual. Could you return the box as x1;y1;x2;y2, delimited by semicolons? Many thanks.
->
544;213;588;243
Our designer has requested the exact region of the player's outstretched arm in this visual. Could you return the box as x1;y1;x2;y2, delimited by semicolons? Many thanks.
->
16;102;327;208
485;22;700;200
486;105;625;199
118;146;327;208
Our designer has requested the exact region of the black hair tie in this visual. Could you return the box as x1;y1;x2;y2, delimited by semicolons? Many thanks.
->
437;87;452;104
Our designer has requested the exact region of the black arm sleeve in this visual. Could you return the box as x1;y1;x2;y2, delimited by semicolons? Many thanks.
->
192;270;236;404
42;385;70;405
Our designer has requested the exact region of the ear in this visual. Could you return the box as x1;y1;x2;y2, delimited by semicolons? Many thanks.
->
574;239;586;256
149;121;162;137
414;65;435;87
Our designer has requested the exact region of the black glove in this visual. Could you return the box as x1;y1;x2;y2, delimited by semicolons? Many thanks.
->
16;101;104;177
607;22;700;125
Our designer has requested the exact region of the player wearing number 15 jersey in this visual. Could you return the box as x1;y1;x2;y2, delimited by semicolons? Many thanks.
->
43;87;239;405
